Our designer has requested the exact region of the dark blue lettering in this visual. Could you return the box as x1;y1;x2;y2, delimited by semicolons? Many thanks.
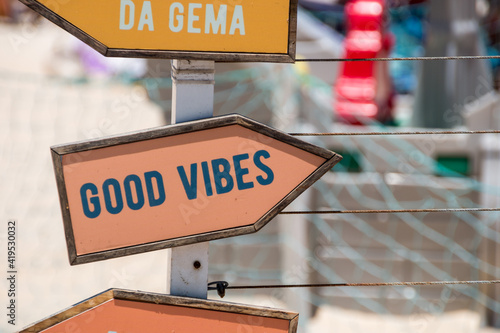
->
177;164;198;200
201;161;213;197
124;174;145;210
145;171;166;207
80;183;101;218
233;153;254;190
103;178;124;214
212;158;234;194
254;150;274;186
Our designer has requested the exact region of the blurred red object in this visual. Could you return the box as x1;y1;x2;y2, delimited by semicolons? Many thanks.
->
334;0;395;125
0;0;11;18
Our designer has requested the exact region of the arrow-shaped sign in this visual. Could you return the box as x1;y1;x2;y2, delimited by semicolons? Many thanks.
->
19;0;297;62
20;289;299;333
51;114;341;265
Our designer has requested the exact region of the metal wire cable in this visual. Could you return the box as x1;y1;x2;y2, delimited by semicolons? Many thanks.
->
289;130;500;136
215;279;500;291
294;55;500;62
280;208;500;215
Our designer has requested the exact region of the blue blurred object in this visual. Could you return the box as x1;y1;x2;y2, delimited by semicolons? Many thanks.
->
388;4;427;94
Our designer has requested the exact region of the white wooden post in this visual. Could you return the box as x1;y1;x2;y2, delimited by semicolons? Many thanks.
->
167;59;215;299
480;133;500;326
271;65;312;324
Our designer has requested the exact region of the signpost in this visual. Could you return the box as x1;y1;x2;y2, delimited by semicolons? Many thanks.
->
18;0;298;62
18;0;336;329
168;59;215;299
19;289;299;333
51;114;342;265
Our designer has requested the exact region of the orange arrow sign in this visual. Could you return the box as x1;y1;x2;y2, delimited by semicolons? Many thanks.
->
19;0;297;62
51;115;341;265
20;289;299;333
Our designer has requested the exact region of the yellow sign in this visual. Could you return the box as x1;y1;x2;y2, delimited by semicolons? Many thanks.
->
20;0;297;62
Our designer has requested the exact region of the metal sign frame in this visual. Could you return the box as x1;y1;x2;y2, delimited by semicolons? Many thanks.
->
51;114;341;265
18;0;298;63
20;289;299;333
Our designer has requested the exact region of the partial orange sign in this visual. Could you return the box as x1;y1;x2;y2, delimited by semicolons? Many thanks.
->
20;289;299;333
51;115;341;264
19;0;297;62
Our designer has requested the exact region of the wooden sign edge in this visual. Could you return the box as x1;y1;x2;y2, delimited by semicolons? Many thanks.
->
18;289;115;333
51;114;341;265
19;0;298;63
19;288;299;333
51;114;335;159
18;0;108;54
68;225;258;265
106;49;296;63
253;153;342;231
51;149;78;264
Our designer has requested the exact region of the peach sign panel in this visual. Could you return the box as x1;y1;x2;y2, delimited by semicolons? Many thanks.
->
62;125;326;256
41;299;292;333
